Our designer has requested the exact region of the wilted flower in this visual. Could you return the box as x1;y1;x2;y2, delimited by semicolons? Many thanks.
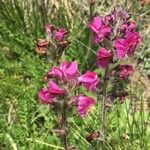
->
89;16;112;44
38;88;55;104
78;71;100;91
35;39;50;54
54;28;68;42
118;65;134;79
77;95;95;117
115;91;129;102
48;61;79;81
115;32;141;59
96;48;113;68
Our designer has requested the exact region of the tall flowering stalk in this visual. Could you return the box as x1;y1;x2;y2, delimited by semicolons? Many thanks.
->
38;61;99;149
88;5;141;149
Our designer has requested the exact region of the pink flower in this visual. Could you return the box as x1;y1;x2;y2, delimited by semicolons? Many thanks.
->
121;21;137;33
119;65;134;79
38;88;55;104
115;32;142;59
45;24;54;34
89;16;112;44
48;61;79;81
89;16;103;34
125;32;142;56
77;95;95;117
54;28;68;42
78;71;100;91
48;67;63;79
48;81;66;95
96;48;113;68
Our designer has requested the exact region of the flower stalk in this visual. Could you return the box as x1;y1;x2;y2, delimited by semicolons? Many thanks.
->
100;66;109;150
62;98;68;150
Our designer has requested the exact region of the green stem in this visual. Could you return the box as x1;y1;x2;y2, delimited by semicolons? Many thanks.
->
62;99;68;150
100;66;109;150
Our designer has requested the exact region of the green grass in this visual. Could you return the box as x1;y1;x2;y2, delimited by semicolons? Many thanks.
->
0;0;150;149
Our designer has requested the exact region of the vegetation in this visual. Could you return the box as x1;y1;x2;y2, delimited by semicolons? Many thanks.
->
0;0;150;149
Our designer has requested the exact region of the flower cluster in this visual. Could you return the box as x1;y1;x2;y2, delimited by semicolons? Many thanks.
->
88;6;141;101
35;24;70;62
39;61;100;117
89;6;141;64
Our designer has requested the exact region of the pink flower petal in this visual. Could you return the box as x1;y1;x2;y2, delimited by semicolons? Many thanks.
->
78;71;100;91
77;95;95;117
96;48;113;68
48;81;65;95
38;88;55;104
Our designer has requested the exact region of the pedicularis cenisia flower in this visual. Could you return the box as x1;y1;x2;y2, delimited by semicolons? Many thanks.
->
88;6;142;102
39;61;99;117
87;5;142;145
38;61;100;148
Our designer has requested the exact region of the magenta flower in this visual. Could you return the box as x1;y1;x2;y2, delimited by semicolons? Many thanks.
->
77;95;95;117
38;88;55;104
78;71;100;91
96;48;113;68
121;21;137;33
115;32;142;59
45;24;54;35
48;67;63;79
89;16;112;44
48;61;79;81
89;16;103;34
48;81;66;95
54;28;68;42
125;32;142;56
119;65;134;79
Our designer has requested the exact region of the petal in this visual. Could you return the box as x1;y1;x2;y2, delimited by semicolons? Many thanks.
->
77;95;95;117
48;67;63;79
78;71;97;83
38;88;55;103
48;81;65;95
97;58;110;68
65;61;79;80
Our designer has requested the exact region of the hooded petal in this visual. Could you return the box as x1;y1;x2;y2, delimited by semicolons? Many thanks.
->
96;48;113;68
89;16;103;33
77;95;95;117
125;32;142;56
48;67;63;79
65;61;79;80
115;39;127;59
48;81;65;95
54;28;68;42
38;88;55;104
78;71;100;91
